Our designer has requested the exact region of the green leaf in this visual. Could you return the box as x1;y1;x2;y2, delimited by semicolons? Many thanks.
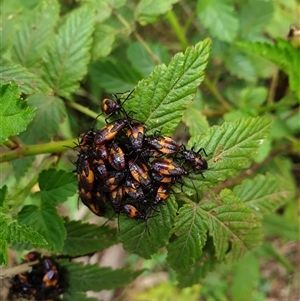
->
0;1;21;53
119;196;177;258
239;0;274;39
62;219;117;256
239;87;268;108
231;252;260;301
167;204;208;271
233;173;291;217
126;42;157;77
263;214;299;241
88;59;142;93
11;157;35;181
91;23;116;60
62;292;100;301
19;95;67;144
39;169;77;205
41;6;94;97
202;189;263;261
223;47;257;82
11;0;60;68
0;186;8;208
237;39;300;99
184;117;272;193
125;39;211;136
18;204;66;252
59;261;143;292
0;214;46;264
182;103;209;137
0;58;52;95
136;0;180;25
197;0;238;42
0;84;35;143
176;240;216;287
126;42;170;77
0;239;8;265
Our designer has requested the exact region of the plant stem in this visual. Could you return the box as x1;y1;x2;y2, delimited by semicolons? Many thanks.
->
66;101;105;123
166;10;189;49
166;10;232;112
203;77;232;111
134;32;161;64
0;139;77;163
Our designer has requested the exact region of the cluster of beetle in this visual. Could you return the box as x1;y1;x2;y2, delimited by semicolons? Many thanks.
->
9;252;65;301
74;93;208;222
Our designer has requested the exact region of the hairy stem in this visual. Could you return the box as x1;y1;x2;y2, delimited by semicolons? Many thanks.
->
0;139;77;163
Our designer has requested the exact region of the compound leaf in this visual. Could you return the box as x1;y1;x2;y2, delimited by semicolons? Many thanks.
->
119;196;177;258
88;59;142;92
62;219;117;256
237;39;300;99
125;39;211;136
91;23;116;60
11;0;60;68
39;169;77;205
0;215;46;265
0;84;35;143
59;261;143;292
166;204;208;270
233;173;291;217
42;6;94;97
19;95;66;144
183;117;272;193
136;0;180;25
0;58;52;95
202;189;263;261
176;241;216;287
0;185;8;208
18;204;66;252
197;0;238;42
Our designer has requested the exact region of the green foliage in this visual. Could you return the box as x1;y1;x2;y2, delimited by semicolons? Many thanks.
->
41;6;95;98
0;83;35;143
0;0;298;299
197;0;238;42
119;196;178;258
125;39;211;135
39;169;77;205
62;219;118;256
59;261;144;293
0;58;52;94
11;0;60;69
238;38;300;100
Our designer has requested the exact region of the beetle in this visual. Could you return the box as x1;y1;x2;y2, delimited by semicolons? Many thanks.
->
128;159;152;190
180;145;208;173
92;158;108;179
124;177;145;201
94;119;127;146
76;153;95;191
42;270;59;288
79;187;105;216
151;158;189;177
78;129;95;150
108;141;126;170
101;94;123;116
95;143;108;160
102;170;128;192
122;204;146;220
126;122;145;152
151;171;179;184
153;184;171;206
109;185;124;213
145;136;180;155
